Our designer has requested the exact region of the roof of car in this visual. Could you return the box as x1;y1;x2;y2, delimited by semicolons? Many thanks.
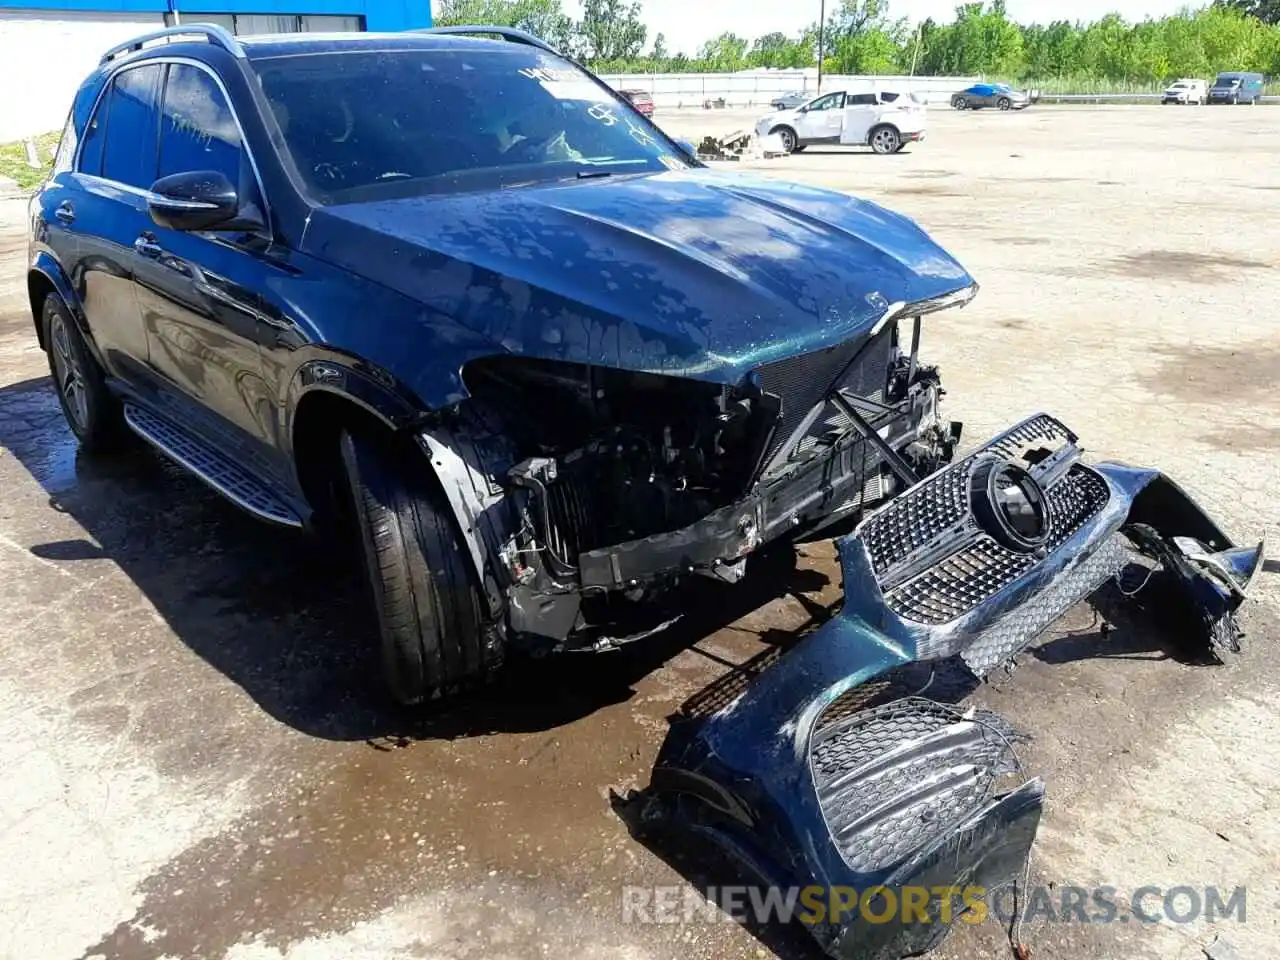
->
239;31;542;60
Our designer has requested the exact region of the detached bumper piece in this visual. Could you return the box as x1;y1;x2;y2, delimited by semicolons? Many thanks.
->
641;414;1263;960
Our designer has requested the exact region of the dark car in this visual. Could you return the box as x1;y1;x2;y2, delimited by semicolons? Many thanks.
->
951;82;1034;110
619;87;654;116
1207;71;1265;104
769;90;810;110
28;24;1264;960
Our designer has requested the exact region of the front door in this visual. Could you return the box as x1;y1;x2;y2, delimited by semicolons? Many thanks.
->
133;62;284;480
795;92;846;143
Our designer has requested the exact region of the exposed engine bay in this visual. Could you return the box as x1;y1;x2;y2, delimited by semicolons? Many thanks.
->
421;314;960;652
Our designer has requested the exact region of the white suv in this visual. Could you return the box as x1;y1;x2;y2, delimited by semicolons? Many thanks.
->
756;89;928;155
1162;78;1206;105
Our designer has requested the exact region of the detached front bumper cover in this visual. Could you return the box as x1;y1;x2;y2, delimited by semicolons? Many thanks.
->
633;414;1263;960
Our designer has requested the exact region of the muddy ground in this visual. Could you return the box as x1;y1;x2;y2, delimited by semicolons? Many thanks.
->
1;106;1277;960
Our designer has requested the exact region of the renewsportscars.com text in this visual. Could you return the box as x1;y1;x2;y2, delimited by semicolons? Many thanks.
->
622;884;1247;927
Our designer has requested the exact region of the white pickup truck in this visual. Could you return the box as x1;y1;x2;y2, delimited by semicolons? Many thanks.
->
755;89;928;155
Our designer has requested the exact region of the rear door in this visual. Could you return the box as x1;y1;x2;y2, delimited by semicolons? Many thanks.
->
839;93;880;145
132;61;284;480
68;62;164;383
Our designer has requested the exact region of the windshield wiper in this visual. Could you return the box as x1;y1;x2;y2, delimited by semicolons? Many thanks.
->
576;169;615;180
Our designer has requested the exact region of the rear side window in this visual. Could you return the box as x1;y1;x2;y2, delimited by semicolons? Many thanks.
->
99;64;163;187
158;64;246;188
847;93;878;105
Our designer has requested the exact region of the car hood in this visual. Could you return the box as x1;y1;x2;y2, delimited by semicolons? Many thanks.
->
302;168;973;387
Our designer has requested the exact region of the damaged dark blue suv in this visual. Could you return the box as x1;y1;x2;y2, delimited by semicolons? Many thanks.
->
28;22;1268;960
28;23;975;702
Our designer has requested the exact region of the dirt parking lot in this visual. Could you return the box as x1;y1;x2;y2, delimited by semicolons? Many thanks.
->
1;105;1278;960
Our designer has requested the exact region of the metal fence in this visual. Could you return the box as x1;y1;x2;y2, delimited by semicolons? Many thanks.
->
594;71;982;109
1036;92;1280;104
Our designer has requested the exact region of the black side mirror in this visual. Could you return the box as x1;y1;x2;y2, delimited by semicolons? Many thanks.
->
147;170;240;232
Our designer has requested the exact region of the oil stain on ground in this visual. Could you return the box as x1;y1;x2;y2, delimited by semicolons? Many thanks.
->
1141;342;1280;405
1101;249;1273;284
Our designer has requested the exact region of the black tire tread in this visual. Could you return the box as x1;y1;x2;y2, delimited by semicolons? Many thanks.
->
41;294;127;453
340;430;500;704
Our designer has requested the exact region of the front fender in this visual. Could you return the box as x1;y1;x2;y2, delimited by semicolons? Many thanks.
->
28;251;88;352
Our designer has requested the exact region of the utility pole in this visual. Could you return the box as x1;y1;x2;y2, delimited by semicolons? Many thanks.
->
816;0;826;93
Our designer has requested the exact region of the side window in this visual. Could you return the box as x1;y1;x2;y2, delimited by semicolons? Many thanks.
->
52;112;79;175
101;65;163;188
809;93;844;111
78;99;108;176
878;92;899;103
847;93;878;105
158;64;246;190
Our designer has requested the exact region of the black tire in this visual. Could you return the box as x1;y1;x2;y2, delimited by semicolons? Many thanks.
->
869;125;901;155
41;293;126;453
790;144;807;154
339;429;502;704
998;97;1012;111
772;125;798;154
953;96;967;110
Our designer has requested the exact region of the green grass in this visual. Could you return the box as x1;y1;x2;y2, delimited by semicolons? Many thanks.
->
0;131;61;191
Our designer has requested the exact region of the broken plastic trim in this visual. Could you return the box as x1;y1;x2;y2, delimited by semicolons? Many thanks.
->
637;414;1262;960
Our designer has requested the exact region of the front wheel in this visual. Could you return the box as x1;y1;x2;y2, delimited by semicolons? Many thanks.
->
997;97;1012;111
870;125;902;155
772;126;798;154
41;294;127;453
953;96;968;110
339;429;503;704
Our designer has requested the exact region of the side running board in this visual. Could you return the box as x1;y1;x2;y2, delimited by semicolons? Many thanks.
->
123;403;302;528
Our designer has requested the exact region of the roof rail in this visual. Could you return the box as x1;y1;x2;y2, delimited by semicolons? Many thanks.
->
100;23;244;65
412;25;561;57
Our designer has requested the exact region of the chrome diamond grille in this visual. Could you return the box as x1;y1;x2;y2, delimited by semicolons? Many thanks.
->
859;467;969;575
883;466;1111;625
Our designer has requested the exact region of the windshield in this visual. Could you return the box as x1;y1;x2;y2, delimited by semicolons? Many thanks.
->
251;46;688;202
1213;77;1241;88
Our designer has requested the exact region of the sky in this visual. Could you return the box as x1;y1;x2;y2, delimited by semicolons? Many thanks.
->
559;0;1199;56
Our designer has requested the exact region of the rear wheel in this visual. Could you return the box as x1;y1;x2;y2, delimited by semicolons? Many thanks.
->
870;125;902;155
41;294;126;453
339;429;503;704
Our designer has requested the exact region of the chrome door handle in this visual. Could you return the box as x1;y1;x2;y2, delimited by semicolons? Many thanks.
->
55;203;75;224
134;235;162;258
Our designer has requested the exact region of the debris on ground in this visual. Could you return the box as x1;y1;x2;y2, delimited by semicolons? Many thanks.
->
1204;933;1244;960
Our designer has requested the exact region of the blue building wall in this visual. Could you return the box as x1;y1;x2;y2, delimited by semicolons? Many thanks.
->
0;0;433;31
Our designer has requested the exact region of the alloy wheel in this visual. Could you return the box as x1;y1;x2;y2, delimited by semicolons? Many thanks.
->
50;314;89;432
871;127;900;154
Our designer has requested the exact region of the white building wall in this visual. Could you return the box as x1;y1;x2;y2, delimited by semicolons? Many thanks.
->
0;10;165;141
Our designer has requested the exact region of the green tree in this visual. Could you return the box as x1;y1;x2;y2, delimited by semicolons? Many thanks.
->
435;0;575;50
578;0;648;63
697;32;750;71
1216;0;1280;25
746;31;815;68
